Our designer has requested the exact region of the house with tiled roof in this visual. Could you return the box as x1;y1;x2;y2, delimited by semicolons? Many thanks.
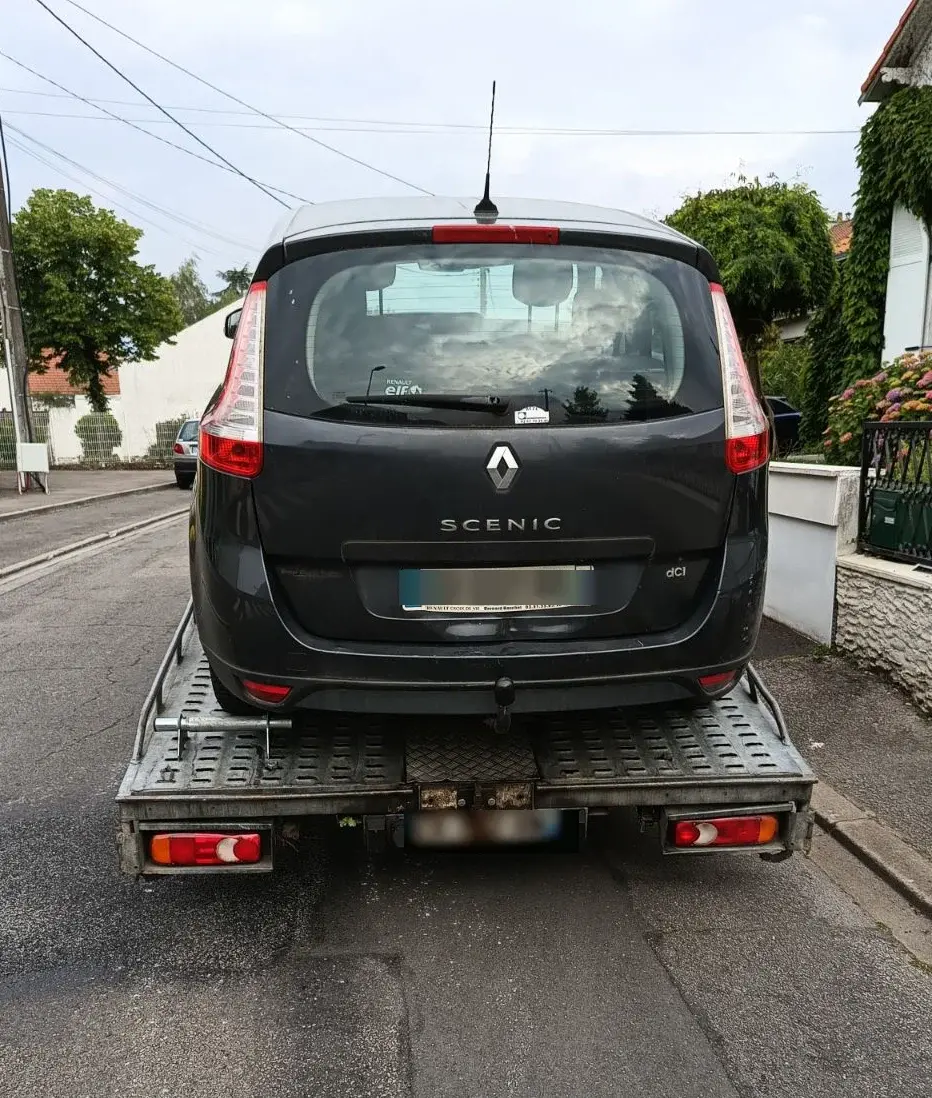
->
856;0;932;360
829;215;853;260
28;352;121;401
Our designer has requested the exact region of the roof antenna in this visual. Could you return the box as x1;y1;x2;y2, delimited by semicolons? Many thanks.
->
474;80;499;222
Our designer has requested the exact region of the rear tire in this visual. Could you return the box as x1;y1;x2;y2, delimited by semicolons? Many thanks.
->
209;664;260;716
175;470;195;489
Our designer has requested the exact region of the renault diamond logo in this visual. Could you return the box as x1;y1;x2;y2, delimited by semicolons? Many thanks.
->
486;444;519;492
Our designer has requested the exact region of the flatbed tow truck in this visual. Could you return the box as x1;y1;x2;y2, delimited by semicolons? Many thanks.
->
117;602;815;875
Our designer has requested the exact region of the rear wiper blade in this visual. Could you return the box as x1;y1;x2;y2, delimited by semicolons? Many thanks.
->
345;393;511;415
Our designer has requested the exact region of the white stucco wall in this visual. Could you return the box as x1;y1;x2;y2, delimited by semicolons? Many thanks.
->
3;300;241;463
765;463;861;642
116;300;242;458
835;554;932;713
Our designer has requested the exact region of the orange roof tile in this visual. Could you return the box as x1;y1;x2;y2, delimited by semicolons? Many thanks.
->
830;218;853;256
29;351;120;397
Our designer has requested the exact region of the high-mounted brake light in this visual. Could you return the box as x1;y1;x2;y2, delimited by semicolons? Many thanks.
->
709;283;769;474
150;831;262;867
241;678;291;705
431;224;560;245
200;280;267;478
672;814;779;848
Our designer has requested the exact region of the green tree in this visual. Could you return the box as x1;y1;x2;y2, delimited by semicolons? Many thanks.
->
757;325;811;412
11;189;183;411
170;256;214;328
213;264;252;307
665;177;836;358
803;264;849;445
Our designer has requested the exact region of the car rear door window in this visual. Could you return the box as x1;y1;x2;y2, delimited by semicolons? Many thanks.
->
264;242;723;427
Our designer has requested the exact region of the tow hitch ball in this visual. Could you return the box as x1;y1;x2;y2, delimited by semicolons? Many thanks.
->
491;677;515;734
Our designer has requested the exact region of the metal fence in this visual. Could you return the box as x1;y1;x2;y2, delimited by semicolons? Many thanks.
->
858;420;932;565
0;402;198;470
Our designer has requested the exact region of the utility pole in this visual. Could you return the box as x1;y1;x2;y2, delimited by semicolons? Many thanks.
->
0;114;36;489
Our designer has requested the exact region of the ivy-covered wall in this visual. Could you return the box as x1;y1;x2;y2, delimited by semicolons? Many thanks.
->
839;86;932;381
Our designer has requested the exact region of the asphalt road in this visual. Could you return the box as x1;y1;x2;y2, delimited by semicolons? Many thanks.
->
0;519;930;1097
0;487;188;571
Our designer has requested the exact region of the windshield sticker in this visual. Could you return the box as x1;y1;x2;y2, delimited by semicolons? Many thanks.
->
383;378;423;395
515;405;550;425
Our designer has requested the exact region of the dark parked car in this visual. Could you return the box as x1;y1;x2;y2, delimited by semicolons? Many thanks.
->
765;396;802;455
191;197;770;721
172;418;199;488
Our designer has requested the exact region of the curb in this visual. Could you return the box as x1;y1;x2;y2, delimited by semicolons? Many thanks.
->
0;506;189;581
812;783;932;920
0;481;174;523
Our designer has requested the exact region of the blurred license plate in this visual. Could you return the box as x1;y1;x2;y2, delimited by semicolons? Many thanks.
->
408;810;564;847
400;565;594;613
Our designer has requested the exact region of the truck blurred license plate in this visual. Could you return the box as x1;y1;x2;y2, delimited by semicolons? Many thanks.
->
400;566;594;613
408;810;564;847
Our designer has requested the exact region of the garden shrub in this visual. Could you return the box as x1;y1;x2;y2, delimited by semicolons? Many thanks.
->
75;411;122;463
822;351;932;465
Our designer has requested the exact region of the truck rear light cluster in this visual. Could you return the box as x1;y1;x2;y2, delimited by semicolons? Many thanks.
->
150;831;262;867
200;280;267;479
241;678;291;704
710;283;770;475
671;814;779;848
431;224;560;244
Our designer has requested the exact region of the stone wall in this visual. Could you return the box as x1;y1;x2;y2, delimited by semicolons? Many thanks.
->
835;553;932;713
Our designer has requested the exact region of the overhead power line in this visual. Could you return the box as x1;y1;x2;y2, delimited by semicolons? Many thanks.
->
4;122;259;251
55;0;436;196
0;85;862;137
31;0;290;207
0;51;308;202
4;132;243;260
0;106;863;138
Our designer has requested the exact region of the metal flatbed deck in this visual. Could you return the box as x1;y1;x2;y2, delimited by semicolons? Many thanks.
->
118;604;815;871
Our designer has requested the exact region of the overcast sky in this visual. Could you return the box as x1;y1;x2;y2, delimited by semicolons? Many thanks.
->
2;0;907;289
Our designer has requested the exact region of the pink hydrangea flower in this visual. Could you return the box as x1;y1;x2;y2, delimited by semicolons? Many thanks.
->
839;431;853;443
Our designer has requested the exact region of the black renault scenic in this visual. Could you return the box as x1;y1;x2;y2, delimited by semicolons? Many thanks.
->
190;197;770;720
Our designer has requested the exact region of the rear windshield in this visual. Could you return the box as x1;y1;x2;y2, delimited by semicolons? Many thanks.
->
177;419;199;441
264;242;723;427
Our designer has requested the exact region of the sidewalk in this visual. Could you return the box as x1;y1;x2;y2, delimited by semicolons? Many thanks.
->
0;469;171;519
756;618;932;861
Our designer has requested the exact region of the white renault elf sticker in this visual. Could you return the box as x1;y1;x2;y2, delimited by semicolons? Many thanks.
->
515;405;550;425
384;378;423;395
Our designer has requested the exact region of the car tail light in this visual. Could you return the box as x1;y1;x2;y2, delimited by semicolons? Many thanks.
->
709;283;769;474
150;831;262;866
698;670;738;692
172;442;184;454
671;814;779;848
241;678;291;704
200;280;266;478
432;224;560;244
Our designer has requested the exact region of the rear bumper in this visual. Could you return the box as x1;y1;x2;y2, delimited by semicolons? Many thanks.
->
192;513;766;718
173;458;197;474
